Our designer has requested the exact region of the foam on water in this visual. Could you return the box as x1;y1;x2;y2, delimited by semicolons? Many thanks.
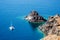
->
16;16;26;20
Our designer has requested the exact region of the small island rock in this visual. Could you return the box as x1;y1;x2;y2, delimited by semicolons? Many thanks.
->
25;11;47;23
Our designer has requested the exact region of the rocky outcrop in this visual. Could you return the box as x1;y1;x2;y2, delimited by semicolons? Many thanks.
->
39;14;60;40
41;34;60;40
25;11;47;23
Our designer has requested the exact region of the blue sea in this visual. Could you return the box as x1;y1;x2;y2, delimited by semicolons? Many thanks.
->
0;0;60;40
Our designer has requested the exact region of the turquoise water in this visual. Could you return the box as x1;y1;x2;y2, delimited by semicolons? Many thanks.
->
0;0;60;40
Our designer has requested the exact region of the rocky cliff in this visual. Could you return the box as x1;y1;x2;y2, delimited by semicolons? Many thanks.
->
39;14;60;40
25;11;46;23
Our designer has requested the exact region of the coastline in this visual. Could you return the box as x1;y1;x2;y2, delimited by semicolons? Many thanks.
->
37;28;46;38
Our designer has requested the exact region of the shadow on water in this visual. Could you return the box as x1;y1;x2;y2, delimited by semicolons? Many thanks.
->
16;16;45;30
28;22;45;30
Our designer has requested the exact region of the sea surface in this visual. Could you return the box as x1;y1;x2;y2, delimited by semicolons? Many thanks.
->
0;0;60;40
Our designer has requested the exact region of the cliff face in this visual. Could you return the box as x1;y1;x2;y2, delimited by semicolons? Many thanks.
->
39;14;60;40
25;11;46;22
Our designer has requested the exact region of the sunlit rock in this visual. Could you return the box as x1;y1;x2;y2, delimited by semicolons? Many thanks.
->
25;11;47;29
40;34;60;40
39;14;60;40
25;11;47;22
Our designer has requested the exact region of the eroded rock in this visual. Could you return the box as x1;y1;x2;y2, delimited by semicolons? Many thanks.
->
39;14;60;40
25;11;47;22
